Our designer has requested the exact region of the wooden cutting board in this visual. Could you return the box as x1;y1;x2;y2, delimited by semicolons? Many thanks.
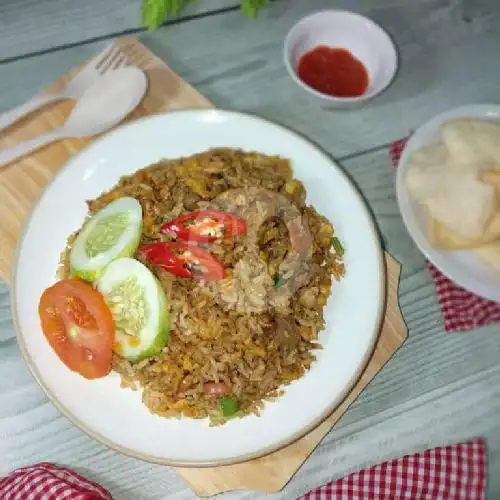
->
0;37;408;496
0;36;212;283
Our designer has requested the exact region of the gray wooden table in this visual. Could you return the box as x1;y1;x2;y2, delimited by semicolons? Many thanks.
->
1;0;500;498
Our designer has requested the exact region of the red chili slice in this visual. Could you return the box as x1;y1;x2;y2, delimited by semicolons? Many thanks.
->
140;242;225;281
160;210;247;243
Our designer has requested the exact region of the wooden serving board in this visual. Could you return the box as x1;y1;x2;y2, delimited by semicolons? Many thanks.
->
0;37;212;283
0;37;408;496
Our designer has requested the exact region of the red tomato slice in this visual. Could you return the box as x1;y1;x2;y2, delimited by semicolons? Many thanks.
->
140;242;225;281
38;279;115;379
160;210;247;243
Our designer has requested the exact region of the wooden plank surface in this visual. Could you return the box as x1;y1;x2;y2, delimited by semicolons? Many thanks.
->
1;146;500;498
1;0;499;160
2;0;495;62
0;0;240;61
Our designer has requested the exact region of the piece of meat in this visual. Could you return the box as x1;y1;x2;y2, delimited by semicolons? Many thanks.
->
299;286;319;308
274;317;300;350
203;382;231;395
207;187;313;314
142;388;165;411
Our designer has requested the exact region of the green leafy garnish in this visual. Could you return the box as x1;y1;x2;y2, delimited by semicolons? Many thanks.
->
331;236;344;257
142;0;191;31
220;395;240;417
241;0;269;17
274;274;288;288
142;0;268;30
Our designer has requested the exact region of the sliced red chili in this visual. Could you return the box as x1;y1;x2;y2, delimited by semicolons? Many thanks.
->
160;210;247;243
140;242;225;281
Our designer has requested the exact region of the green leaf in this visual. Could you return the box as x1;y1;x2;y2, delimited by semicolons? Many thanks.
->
331;236;344;257
142;0;193;31
274;274;285;288
220;396;240;417
241;0;269;17
142;0;268;30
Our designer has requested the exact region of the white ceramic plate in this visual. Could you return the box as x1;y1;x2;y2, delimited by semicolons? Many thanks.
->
12;109;384;466
396;104;500;302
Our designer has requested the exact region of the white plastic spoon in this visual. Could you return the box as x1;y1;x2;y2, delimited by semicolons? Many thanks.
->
0;66;148;168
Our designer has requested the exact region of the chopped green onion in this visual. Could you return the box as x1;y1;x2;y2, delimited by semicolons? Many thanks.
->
220;395;239;417
331;236;344;257
274;274;289;288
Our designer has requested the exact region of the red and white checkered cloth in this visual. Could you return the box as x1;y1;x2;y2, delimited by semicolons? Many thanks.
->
0;462;112;500
299;438;486;500
391;138;500;332
0;440;486;500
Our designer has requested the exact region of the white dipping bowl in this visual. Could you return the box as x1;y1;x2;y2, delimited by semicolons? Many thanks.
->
284;10;398;108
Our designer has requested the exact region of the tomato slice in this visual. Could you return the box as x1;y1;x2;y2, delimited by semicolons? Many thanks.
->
38;279;115;379
140;242;225;281
160;210;247;243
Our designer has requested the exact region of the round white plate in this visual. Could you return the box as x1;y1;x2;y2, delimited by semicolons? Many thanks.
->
12;109;384;466
396;104;500;303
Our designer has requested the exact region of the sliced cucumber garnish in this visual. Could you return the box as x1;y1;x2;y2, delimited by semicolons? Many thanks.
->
70;197;143;281
96;257;170;361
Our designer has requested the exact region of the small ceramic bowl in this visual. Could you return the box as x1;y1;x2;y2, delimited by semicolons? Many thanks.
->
283;10;398;108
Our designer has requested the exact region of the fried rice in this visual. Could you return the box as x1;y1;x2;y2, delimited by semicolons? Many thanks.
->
59;148;344;425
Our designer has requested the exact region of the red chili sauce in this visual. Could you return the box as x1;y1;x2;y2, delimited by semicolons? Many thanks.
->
297;46;369;98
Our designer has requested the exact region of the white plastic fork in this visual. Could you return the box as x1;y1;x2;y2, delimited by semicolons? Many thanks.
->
0;43;128;132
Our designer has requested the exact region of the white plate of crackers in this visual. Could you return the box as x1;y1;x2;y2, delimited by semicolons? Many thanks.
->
396;104;500;303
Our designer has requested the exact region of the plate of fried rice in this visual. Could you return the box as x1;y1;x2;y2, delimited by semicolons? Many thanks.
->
12;109;385;466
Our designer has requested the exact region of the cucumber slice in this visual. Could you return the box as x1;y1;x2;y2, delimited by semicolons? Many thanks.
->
70;197;143;281
96;257;170;361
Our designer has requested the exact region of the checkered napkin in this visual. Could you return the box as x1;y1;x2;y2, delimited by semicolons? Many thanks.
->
0;463;111;500
298;438;486;500
0;441;486;500
391;138;500;332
